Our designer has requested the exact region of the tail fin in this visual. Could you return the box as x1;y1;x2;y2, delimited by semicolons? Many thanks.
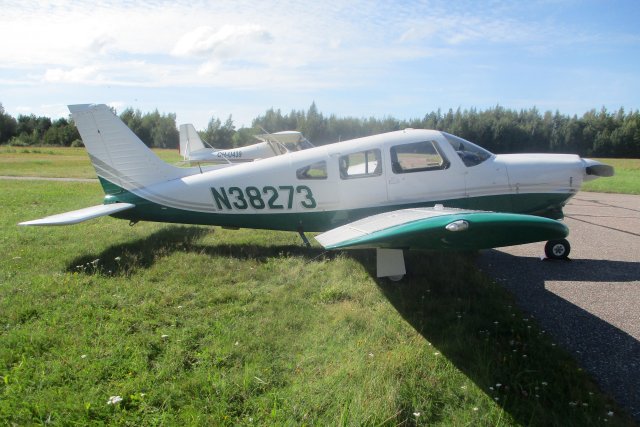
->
69;104;195;193
179;123;207;159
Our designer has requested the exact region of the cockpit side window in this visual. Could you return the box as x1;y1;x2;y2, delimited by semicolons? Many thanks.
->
442;132;493;167
296;160;327;180
339;149;382;179
390;140;449;174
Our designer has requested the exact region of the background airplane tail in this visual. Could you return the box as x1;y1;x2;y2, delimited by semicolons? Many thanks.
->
70;104;194;194
179;123;207;159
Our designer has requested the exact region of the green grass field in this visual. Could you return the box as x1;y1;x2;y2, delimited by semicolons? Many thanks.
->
581;158;640;194
1;148;638;425
0;146;182;178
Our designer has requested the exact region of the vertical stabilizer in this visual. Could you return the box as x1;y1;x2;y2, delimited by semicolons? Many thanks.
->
69;104;195;192
179;123;207;159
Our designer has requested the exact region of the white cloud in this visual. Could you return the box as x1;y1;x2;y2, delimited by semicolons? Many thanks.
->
107;101;127;113
43;66;99;83
1;0;637;123
172;25;273;58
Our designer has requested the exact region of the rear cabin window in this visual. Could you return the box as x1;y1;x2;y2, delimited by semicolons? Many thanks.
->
390;141;449;173
339;149;382;179
296;161;327;180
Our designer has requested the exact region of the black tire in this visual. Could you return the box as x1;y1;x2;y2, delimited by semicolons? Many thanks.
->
545;239;571;260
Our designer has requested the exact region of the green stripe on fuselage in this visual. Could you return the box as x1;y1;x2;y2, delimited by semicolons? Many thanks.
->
100;177;572;232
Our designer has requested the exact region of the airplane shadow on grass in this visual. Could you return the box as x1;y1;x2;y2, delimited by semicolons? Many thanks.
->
374;249;640;425
65;225;332;276
65;226;640;424
478;250;640;423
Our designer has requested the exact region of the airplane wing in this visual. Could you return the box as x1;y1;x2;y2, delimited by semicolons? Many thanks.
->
315;207;568;251
19;203;135;226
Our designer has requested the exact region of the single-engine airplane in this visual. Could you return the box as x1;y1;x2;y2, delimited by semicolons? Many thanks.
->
20;104;614;280
179;124;313;163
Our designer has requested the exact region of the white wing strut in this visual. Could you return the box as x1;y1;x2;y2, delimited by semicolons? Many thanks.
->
19;203;135;226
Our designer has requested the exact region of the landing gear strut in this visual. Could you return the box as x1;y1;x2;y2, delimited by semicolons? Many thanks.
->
544;239;571;260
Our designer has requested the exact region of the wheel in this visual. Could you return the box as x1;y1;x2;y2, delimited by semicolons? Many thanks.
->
388;275;404;282
544;239;571;260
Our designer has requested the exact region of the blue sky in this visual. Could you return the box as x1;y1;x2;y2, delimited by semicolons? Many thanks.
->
1;0;639;129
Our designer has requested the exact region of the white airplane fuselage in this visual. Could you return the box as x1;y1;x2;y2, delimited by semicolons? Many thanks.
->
107;129;591;232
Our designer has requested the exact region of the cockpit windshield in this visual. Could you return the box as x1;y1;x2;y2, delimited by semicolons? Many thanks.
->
442;132;493;167
283;138;314;152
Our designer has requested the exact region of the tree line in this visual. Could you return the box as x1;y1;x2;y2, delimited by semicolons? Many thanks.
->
1;102;639;157
252;102;640;157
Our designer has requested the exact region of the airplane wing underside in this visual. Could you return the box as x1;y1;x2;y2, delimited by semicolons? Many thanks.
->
315;207;568;251
19;203;135;226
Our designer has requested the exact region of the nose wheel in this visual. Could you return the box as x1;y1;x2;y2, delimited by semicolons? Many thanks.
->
544;239;571;260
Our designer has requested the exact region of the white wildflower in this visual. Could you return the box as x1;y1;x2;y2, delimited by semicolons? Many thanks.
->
413;412;420;417
161;334;169;339
607;411;614;417
107;396;123;405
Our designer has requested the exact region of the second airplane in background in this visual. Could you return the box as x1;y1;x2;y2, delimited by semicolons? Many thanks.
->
179;124;313;163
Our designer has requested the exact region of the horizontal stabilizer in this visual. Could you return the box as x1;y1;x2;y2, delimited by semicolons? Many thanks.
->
316;207;568;251
19;203;135;226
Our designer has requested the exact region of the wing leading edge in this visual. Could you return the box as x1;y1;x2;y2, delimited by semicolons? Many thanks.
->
19;203;135;226
315;207;568;251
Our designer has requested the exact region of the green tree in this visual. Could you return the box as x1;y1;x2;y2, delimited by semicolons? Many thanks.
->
0;103;18;144
201;115;235;149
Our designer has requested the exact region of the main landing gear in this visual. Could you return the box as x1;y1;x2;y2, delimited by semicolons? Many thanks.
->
544;238;571;260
